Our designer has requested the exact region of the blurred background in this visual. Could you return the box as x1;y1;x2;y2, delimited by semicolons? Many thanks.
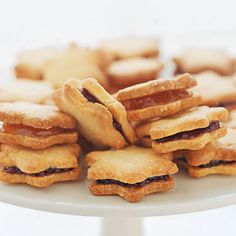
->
0;0;236;235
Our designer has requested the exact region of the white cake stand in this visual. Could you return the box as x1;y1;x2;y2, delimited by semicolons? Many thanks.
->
0;172;235;235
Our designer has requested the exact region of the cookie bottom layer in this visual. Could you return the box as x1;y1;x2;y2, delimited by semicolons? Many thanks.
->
0;167;80;187
177;160;236;177
152;127;226;153
89;176;174;203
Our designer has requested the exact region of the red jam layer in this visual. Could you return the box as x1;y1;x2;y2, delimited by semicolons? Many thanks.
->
121;90;192;111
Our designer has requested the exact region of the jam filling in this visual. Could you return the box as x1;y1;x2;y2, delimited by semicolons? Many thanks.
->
121;90;192;111
216;101;236;108
80;88;129;142
96;175;169;188
179;157;236;168
155;121;220;143
3;166;73;177
1;123;73;137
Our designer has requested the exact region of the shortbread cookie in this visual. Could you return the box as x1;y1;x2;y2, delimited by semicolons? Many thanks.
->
86;146;177;202
0;102;78;149
100;36;159;60
176;128;236;177
44;46;110;89
0;79;54;104
0;144;81;187
114;73;201;121
224;110;236;129
53;78;137;149
107;57;163;88
136;106;228;153
190;72;236;109
173;48;235;75
15;47;63;80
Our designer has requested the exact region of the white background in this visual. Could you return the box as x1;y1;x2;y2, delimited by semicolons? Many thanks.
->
0;0;236;235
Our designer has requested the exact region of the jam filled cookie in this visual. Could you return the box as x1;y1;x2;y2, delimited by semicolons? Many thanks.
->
190;72;236;110
85;146;177;203
53;78;137;149
0;144;81;187
136;106;228;153
0;102;78;149
176;129;236;177
0;79;53;104
15;47;63;80
107;57;163;88
173;48;235;75
100;36;159;60
224;110;236;129
114;73;201;121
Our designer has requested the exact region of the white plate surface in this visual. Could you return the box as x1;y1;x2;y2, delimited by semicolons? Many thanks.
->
0;171;235;217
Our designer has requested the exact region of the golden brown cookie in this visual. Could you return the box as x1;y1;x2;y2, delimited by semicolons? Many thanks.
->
53;78;137;149
85;146;177;202
190;72;236;108
15;47;63;80
0;79;54;104
107;57;163;88
136;106;228;153
100;36;159;60
176;128;236;177
114;73;201;121
44;45;110;89
0;102;78;149
0;143;81;187
173;48;235;75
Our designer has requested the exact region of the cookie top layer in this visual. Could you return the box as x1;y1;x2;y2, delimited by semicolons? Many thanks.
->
0;102;77;129
182;128;236;166
136;106;228;139
86;146;177;183
100;36;159;59
0;79;53;104
173;48;235;75
0;143;80;173
53;78;136;149
225;110;236;129
114;73;196;101
190;72;236;106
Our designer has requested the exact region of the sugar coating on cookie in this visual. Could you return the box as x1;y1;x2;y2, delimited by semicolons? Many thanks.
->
136;106;228;153
100;36;159;59
190;71;236;108
114;73;201;121
0;79;54;104
0;143;81;187
86;146;177;202
53;78;137;149
173;48;235;76
107;57;163;88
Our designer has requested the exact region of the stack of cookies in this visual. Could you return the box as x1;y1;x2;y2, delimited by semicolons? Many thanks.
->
0;102;81;187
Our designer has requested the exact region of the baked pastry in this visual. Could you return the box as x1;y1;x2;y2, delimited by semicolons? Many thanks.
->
100;36;159;60
176;128;236;177
224;110;236;129
136;106;228;153
190;71;236;110
86;146;177;202
0;144;81;187
114;73;201;121
15;47;63;80
0;102;78;149
0;79;53;104
53;78;137;149
173;48;235;75
44;45;110;89
107;57;163;88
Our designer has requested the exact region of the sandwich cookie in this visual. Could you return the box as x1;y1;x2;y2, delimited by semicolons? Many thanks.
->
115;73;201;121
86;146;177;202
136;106;228;153
176;129;236;177
53;78;137;149
0;102;78;149
0;144;81;187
